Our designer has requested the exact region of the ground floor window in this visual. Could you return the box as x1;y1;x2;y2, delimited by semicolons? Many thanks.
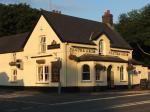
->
120;66;125;81
51;61;60;82
11;69;17;82
37;65;49;83
82;64;90;81
95;69;101;81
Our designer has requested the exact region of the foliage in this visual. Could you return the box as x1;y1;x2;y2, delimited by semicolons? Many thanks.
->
116;4;150;66
116;4;150;46
0;3;40;37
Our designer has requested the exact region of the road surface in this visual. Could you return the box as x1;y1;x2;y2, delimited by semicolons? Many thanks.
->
0;89;149;112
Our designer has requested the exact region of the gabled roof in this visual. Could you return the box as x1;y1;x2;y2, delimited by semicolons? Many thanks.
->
0;32;29;54
0;10;132;54
42;10;132;49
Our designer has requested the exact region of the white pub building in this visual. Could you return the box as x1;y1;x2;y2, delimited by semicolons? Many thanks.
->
0;10;148;91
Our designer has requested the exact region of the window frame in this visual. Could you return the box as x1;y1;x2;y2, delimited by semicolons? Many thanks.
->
99;40;105;54
39;35;46;53
120;66;125;81
37;65;49;83
11;69;17;82
82;64;90;81
95;68;101;81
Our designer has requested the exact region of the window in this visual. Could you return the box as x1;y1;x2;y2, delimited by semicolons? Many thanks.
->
37;65;49;83
120;66;124;81
11;69;17;82
82;64;90;81
95;68;101;81
51;61;60;82
99;40;104;54
40;36;46;53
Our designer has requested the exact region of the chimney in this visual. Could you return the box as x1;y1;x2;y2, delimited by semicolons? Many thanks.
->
102;10;113;26
52;10;61;14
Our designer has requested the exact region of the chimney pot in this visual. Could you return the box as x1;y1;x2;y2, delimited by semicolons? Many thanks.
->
52;10;61;15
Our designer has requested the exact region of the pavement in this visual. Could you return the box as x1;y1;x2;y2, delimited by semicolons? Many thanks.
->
0;89;150;112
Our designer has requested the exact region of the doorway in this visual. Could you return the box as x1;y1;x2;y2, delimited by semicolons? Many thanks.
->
107;65;114;89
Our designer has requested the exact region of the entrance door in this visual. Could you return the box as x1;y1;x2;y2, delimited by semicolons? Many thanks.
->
107;65;114;89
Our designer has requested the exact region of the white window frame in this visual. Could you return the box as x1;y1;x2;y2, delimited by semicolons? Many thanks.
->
95;69;102;81
99;40;105;54
39;36;46;53
120;66;125;81
82;64;91;81
37;65;49;83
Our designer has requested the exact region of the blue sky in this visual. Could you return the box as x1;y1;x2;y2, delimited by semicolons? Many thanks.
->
0;0;150;23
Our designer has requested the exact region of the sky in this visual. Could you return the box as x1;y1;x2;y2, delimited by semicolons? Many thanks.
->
0;0;150;23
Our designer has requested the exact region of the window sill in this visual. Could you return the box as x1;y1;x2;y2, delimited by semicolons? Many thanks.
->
120;80;127;82
36;82;49;84
51;81;59;83
10;81;17;83
81;80;92;83
96;80;104;83
38;52;47;55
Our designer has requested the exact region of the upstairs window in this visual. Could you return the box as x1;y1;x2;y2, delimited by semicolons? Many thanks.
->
99;40;105;54
82;64;90;81
40;36;46;53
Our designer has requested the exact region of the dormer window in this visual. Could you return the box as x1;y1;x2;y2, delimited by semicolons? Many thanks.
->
40;36;46;53
99;40;105;54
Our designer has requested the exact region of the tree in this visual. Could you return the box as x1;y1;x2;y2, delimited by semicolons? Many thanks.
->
0;3;40;37
116;4;150;66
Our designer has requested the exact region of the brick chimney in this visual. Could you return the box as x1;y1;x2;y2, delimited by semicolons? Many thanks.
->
52;10;61;14
102;10;113;26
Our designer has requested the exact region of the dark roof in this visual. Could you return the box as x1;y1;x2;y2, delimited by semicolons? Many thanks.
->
70;54;128;63
0;10;132;54
129;59;143;65
70;54;144;65
42;10;132;49
0;32;29;54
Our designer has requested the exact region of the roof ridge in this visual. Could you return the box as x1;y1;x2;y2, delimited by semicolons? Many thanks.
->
41;9;103;24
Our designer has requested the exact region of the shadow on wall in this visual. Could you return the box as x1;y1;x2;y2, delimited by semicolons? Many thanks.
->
0;72;24;89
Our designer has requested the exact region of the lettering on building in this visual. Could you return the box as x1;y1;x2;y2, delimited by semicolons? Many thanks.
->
109;50;129;56
70;46;96;55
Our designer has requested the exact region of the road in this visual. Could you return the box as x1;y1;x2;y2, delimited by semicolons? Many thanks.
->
0;89;150;112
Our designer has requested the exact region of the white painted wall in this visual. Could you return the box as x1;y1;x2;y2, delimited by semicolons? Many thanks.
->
0;15;148;88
